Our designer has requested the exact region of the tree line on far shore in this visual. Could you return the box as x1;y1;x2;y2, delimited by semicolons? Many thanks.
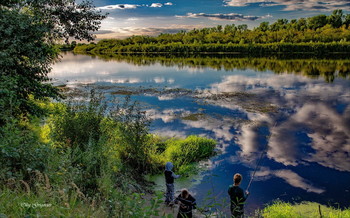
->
73;10;350;54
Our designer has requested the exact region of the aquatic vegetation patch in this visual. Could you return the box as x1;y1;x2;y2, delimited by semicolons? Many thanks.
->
204;91;256;100
196;91;278;113
180;113;205;121
105;86;195;97
244;102;278;113
59;85;278;114
111;90;139;95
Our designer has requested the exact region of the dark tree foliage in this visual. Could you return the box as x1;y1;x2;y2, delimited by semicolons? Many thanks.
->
308;15;328;30
0;0;106;120
0;9;58;118
328;9;344;28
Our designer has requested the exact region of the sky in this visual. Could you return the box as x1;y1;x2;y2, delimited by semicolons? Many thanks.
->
89;0;350;39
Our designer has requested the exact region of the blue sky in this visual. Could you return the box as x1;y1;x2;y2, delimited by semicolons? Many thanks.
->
90;0;350;39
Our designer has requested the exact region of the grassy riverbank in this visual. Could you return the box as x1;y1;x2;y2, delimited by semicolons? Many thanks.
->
0;91;217;217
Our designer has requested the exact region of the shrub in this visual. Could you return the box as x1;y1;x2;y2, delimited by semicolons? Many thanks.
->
164;135;216;174
0;118;50;182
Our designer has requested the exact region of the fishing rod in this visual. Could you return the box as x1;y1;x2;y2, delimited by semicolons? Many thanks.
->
246;122;277;192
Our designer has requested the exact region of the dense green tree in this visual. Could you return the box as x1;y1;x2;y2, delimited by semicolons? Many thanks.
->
308;14;328;30
237;24;248;32
0;0;106;119
257;22;270;32
270;19;288;31
296;18;308;31
328;9;344;28
344;14;350;28
224;24;237;34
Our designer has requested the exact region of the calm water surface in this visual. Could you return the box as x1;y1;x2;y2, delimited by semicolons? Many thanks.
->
51;53;350;215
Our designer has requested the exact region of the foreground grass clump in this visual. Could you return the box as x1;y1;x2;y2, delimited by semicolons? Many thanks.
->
263;201;350;218
162;136;216;174
148;135;216;175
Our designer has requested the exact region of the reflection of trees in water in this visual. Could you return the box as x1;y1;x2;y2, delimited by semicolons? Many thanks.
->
86;53;350;82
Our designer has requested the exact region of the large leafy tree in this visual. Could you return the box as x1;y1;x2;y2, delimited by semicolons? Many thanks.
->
0;0;106;120
307;14;328;30
328;9;344;28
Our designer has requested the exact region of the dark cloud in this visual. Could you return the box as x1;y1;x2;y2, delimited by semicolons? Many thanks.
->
119;27;189;35
177;13;264;21
93;30;116;34
97;4;139;10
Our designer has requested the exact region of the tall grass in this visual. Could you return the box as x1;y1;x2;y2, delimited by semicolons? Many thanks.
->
262;201;350;218
0;183;164;217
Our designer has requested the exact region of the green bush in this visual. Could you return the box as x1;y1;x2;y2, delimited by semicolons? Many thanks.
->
109;96;154;176
0;118;50;182
163;135;216;174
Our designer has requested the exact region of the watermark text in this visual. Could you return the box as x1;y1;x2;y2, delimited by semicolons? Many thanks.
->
20;203;52;209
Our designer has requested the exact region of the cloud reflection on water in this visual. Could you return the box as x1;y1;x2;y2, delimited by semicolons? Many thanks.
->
255;167;325;194
268;103;350;171
205;73;350;173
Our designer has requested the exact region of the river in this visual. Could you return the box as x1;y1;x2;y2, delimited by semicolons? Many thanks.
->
51;52;350;216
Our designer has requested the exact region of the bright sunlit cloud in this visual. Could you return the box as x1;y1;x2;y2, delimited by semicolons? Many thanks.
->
150;3;163;8
224;0;350;11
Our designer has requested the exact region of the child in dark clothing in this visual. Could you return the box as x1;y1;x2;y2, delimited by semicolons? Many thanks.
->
164;162;180;206
228;173;249;218
175;189;196;218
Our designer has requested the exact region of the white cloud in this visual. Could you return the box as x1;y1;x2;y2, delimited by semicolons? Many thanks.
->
181;116;237;152
146;108;188;123
126;18;140;21
224;0;350;11
150;3;163;8
164;2;173;5
154;77;165;83
237;121;270;163
157;95;176;100
96;26;193;38
151;128;188;138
